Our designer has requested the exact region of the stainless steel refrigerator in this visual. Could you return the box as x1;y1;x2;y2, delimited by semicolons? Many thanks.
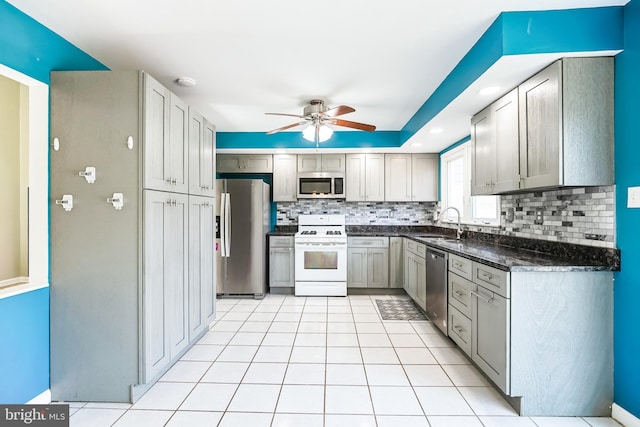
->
216;179;270;297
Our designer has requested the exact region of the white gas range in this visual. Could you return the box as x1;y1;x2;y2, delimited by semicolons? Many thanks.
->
294;215;347;297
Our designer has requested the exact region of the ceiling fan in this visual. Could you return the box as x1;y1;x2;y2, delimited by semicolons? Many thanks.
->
265;99;376;146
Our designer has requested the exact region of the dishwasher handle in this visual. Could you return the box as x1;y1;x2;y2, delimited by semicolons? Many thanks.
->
427;248;448;260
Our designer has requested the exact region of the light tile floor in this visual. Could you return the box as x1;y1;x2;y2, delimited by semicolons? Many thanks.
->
68;294;623;427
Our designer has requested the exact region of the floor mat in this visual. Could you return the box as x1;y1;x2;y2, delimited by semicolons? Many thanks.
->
375;299;428;321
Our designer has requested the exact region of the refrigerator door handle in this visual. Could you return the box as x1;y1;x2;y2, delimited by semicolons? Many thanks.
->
225;192;231;257
220;192;227;257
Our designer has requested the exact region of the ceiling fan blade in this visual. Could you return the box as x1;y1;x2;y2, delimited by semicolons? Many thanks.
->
327;118;376;132
265;112;307;119
322;105;355;117
266;121;308;135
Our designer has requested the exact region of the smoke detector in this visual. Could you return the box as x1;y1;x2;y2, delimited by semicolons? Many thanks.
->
176;77;197;87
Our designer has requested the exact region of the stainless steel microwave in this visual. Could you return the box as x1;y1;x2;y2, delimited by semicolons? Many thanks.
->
297;172;346;199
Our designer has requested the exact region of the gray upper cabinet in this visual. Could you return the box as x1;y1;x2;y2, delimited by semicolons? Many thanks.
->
217;154;273;173
298;154;345;172
411;154;438;201
386;154;438;202
519;57;614;190
272;154;297;202
188;109;216;197
471;89;519;195
144;74;188;194
345;153;384;202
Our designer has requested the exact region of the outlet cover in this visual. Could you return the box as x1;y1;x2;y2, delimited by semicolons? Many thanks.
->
534;209;544;225
628;186;640;208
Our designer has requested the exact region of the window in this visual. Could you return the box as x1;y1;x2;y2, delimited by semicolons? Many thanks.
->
440;142;500;226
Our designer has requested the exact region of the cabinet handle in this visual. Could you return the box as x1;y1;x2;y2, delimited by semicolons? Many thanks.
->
166;178;172;184
453;290;464;297
166;199;172;205
453;261;464;269
172;178;177;185
453;325;465;333
478;271;495;282
470;289;493;303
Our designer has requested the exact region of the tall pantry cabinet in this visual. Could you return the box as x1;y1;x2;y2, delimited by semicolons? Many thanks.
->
50;71;216;403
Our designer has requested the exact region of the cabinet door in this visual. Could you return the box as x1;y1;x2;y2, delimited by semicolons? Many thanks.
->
411;154;438;201
188;196;216;343
273;154;298;202
169;95;189;194
368;248;389;288
519;61;561;190
348;248;368;288
217;155;272;173
472;286;510;394
188;108;205;195
365;154;385;201
345;154;366;201
385;154;411;201
322;154;346;172
493;89;520;193
298;154;322;172
414;255;427;311
471;105;494;196
166;193;189;359
269;246;295;287
389;237;404;288
143;74;171;192
404;252;417;300
201;119;216;197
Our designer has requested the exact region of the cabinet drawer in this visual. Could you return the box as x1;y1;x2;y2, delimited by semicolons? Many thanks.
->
270;236;294;248
405;239;426;257
473;262;510;298
448;273;475;318
449;254;472;281
348;236;389;248
448;305;472;356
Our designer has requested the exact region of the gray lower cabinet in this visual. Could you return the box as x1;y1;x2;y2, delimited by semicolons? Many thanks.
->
347;237;389;288
445;252;613;416
144;191;189;380
188;196;216;342
403;239;426;309
389;237;404;288
269;236;294;288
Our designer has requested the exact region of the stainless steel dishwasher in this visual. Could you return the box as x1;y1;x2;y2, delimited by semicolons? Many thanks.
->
425;248;448;335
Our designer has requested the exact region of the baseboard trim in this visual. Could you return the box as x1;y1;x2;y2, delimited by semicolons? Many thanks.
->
613;403;640;427
27;389;51;404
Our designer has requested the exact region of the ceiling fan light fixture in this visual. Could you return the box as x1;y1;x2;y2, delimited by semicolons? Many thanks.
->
302;124;316;142
318;125;333;142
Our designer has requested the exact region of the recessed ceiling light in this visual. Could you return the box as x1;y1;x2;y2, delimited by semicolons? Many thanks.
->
411;143;422;147
478;86;500;95
429;128;443;134
176;77;197;87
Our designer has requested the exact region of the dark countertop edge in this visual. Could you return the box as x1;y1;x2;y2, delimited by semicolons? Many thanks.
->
269;227;620;272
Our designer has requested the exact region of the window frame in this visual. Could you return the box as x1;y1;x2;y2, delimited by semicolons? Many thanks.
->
440;142;500;227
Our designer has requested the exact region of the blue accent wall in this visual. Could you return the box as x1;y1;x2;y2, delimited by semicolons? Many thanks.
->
0;0;107;403
614;0;640;418
0;1;107;83
0;288;50;403
217;130;400;150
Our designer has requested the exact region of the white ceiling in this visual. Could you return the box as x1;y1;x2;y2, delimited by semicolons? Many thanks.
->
8;0;627;152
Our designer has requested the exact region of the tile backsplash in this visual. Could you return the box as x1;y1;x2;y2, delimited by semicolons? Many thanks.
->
277;185;616;248
276;200;439;226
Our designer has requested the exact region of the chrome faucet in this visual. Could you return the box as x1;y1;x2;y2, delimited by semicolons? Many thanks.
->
439;206;463;240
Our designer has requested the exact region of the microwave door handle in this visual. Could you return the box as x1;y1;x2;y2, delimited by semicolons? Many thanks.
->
225;192;231;256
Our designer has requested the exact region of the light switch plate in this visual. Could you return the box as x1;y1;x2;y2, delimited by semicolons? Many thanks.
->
628;186;640;208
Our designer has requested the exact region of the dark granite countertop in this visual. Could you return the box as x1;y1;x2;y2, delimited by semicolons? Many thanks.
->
271;225;620;272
